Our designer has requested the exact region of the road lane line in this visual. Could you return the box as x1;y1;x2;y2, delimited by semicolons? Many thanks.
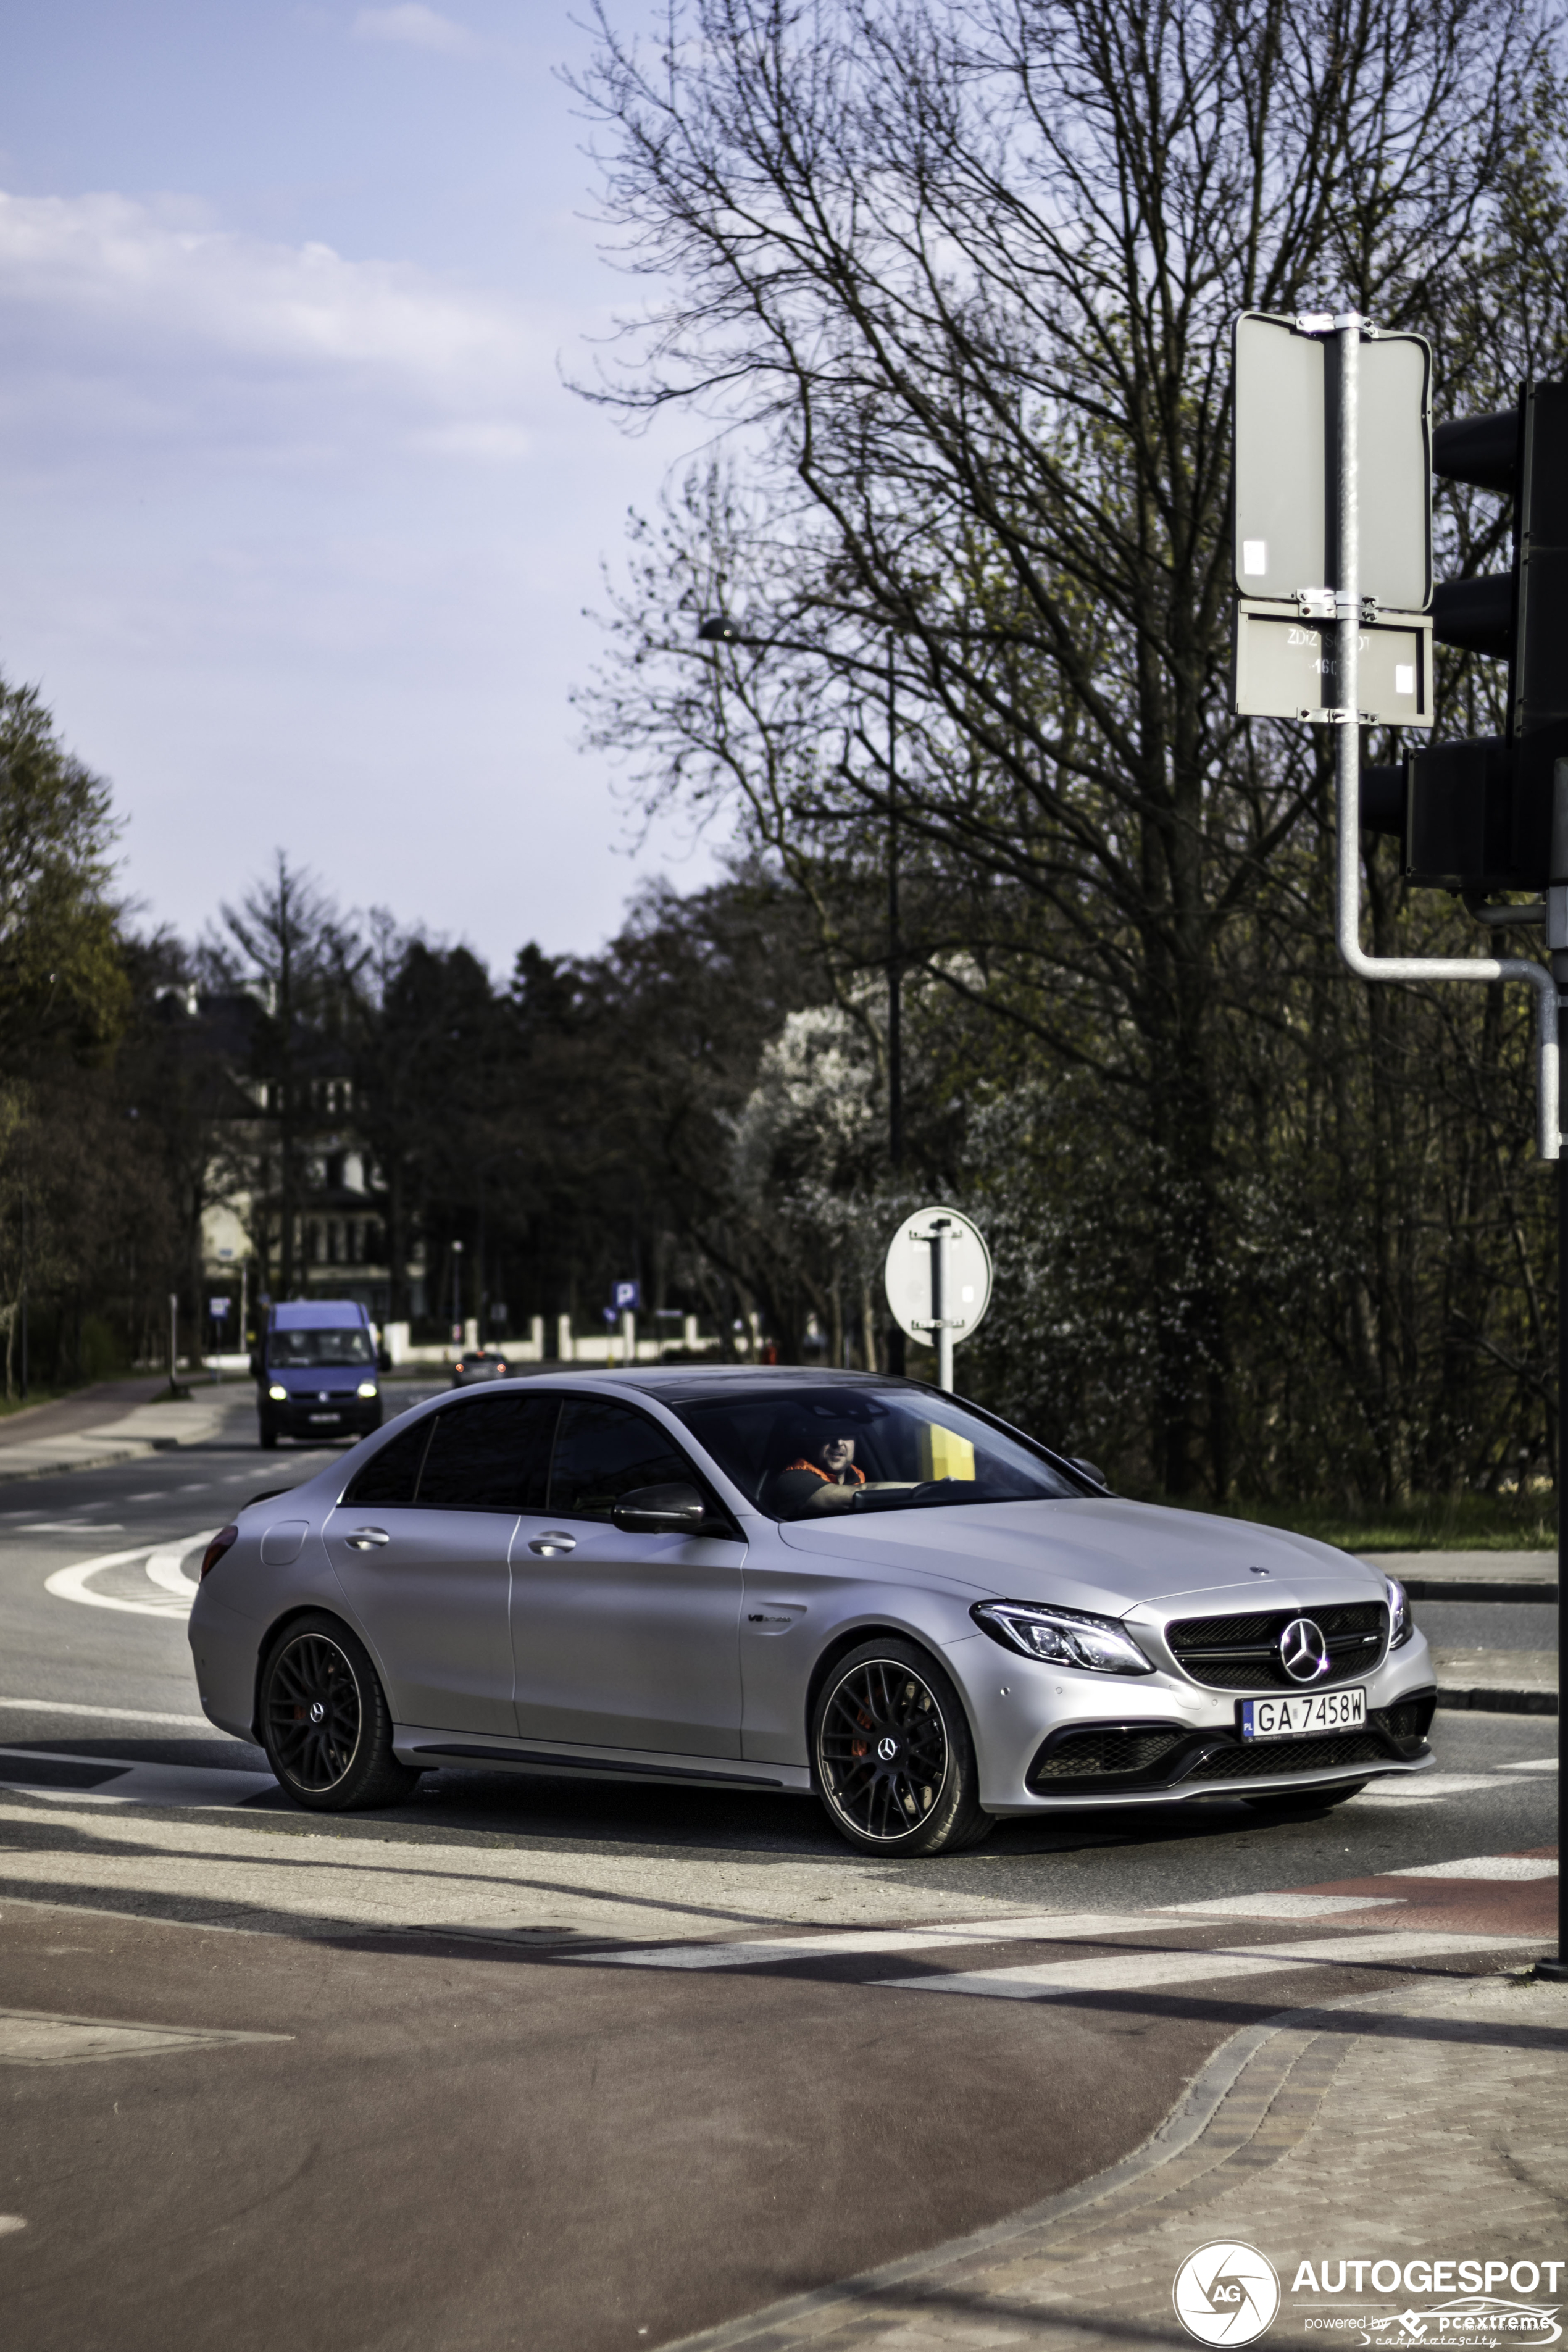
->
876;1928;1541;2002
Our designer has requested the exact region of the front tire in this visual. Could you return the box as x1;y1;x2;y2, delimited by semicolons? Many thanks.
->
259;1613;421;1813
812;1638;991;1856
259;1416;278;1451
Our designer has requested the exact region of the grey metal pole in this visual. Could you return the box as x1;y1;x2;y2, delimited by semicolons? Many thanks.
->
930;1217;954;1392
1547;1153;1568;1975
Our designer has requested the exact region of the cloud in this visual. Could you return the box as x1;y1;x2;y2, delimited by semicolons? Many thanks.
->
351;5;479;54
0;190;552;462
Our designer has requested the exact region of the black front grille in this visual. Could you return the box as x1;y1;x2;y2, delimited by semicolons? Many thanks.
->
1025;1696;1432;1798
1186;1733;1389;1779
1033;1727;1191;1782
1167;1600;1387;1690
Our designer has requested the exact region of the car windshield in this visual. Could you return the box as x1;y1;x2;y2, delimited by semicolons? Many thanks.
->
267;1328;373;1369
670;1385;1090;1520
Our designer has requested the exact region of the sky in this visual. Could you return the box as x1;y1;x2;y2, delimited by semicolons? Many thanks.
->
0;1;722;977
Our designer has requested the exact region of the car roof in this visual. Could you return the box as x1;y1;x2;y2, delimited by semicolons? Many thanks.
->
615;1366;928;1404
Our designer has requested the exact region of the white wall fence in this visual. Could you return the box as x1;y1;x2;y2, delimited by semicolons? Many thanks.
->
380;1314;727;1369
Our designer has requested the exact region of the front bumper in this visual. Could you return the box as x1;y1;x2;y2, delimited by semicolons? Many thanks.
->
957;1631;1439;1812
261;1396;381;1440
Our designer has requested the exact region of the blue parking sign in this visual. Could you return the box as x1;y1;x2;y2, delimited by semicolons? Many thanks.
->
613;1280;641;1312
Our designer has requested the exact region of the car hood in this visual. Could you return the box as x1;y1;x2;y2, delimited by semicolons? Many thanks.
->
772;1496;1382;1618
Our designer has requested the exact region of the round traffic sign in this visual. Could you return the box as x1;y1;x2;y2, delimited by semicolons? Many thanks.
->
883;1205;993;1347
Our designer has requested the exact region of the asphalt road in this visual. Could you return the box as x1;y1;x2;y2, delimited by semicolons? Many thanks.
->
0;1410;1559;2352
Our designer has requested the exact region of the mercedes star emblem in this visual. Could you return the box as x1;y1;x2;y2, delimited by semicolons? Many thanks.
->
877;1735;899;1763
1278;1618;1331;1683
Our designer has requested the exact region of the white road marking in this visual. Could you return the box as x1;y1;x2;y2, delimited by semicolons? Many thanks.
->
127;1491;163;1501
0;1697;212;1729
44;1533;217;1619
0;2215;25;2235
1498;1759;1558;1772
1354;1772;1502;1804
19;1521;126;1533
590;1916;1174;1969
0;2008;290;2065
1387;1854;1558;1880
1164;1892;1403;1920
876;1929;1542;2003
145;1548;201;1597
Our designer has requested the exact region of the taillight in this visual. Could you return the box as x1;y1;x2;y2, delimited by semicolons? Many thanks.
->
200;1525;240;1582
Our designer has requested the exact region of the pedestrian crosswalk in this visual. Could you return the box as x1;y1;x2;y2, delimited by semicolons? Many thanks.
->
875;1929;1529;2003
573;1864;1553;2005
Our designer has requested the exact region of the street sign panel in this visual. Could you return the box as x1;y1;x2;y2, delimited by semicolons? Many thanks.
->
612;1280;641;1312
1233;314;1432;612
1233;601;1433;725
884;1206;993;1392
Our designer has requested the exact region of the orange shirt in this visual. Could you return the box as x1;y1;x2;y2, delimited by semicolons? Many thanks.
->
783;1456;866;1486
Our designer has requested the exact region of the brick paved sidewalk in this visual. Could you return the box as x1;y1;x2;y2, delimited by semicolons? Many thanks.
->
665;1969;1568;2351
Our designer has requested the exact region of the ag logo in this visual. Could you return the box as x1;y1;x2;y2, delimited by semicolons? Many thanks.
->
1172;2241;1281;2344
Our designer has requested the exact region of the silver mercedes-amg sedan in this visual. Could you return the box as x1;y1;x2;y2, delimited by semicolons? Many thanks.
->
188;1368;1437;1854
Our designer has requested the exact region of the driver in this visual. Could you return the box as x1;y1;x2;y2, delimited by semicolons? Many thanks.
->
774;1429;867;1513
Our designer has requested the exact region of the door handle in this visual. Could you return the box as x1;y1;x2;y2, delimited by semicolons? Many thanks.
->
528;1532;577;1557
344;1527;391;1551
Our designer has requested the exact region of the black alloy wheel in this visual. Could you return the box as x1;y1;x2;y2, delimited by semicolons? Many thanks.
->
259;1613;421;1813
812;1638;991;1856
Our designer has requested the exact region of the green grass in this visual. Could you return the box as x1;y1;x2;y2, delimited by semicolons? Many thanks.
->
0;1385;72;1419
1154;1491;1557;1553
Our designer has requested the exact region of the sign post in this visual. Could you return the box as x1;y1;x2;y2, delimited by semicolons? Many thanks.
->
1232;307;1564;1975
883;1206;993;1391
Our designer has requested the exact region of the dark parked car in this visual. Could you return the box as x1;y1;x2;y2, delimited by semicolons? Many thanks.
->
450;1348;511;1387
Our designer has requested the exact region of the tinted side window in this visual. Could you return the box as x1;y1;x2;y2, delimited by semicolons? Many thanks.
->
343;1417;432;1507
416;1393;557;1512
549;1398;696;1522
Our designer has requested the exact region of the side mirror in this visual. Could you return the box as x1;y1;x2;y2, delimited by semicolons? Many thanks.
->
612;1482;707;1535
1069;1457;1108;1489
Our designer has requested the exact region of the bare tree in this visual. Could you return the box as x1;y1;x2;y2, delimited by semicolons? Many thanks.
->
577;0;1557;1495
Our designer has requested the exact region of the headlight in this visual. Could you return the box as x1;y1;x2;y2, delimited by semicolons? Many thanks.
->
972;1598;1154;1675
357;1382;378;1399
1386;1575;1412;1646
267;1384;288;1402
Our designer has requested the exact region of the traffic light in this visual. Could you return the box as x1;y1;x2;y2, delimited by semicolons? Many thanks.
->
1363;379;1568;893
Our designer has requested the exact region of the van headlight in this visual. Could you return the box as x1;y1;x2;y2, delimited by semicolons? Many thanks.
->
267;1385;288;1402
357;1382;378;1399
1386;1576;1412;1647
972;1599;1154;1675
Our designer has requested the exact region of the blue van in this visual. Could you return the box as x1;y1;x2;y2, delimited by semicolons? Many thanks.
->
256;1301;382;1450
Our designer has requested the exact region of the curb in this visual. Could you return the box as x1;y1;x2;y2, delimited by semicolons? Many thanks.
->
1437;1683;1558;1717
1407;1577;1557;1603
0;1443;161;1485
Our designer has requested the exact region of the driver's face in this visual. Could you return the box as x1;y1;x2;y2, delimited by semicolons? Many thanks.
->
820;1433;856;1475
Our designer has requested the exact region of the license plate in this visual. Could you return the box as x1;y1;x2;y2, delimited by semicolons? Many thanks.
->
1240;1687;1366;1739
308;1412;342;1424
